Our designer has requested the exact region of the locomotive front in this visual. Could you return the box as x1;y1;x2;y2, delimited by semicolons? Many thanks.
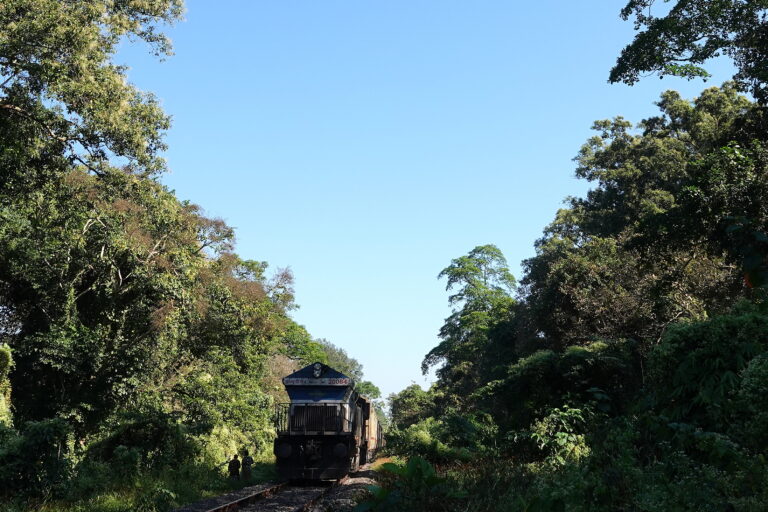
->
273;362;369;480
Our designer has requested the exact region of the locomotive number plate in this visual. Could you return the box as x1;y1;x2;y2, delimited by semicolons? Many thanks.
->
283;377;351;386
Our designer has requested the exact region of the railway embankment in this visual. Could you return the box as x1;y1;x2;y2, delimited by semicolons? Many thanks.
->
171;466;380;512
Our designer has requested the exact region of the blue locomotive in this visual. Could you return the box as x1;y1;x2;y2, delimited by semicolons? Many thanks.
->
273;362;383;480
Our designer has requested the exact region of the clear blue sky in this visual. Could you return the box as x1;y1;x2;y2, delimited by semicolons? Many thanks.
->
119;1;734;399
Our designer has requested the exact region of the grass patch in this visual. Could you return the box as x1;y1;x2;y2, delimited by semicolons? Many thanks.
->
2;458;277;512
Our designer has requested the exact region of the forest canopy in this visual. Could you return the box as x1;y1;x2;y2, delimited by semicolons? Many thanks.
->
611;0;768;104
0;1;378;508
384;80;768;511
3;0;768;511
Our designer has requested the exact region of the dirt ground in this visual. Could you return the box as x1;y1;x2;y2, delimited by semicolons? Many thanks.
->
309;467;380;512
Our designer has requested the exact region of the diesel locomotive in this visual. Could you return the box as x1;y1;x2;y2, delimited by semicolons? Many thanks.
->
273;362;383;480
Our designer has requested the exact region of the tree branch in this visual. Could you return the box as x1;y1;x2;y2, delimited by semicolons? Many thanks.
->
0;102;68;142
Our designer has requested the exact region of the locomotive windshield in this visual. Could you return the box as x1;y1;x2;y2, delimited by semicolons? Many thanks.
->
286;386;348;402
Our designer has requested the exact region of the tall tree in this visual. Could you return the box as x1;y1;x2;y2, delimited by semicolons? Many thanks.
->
610;0;768;292
0;0;183;176
0;0;325;443
423;245;516;405
519;84;762;350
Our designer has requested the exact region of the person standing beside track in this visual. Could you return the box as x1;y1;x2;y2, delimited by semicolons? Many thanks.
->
241;449;254;481
228;453;240;480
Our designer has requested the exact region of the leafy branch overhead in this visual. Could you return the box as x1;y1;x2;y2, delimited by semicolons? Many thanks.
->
0;0;183;175
611;0;768;104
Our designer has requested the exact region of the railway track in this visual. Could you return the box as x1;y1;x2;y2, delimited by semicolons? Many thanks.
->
173;477;349;512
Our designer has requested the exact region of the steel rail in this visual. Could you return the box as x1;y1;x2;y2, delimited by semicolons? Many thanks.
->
201;483;285;512
178;475;350;512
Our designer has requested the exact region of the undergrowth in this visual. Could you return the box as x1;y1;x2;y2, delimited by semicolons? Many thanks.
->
1;458;276;512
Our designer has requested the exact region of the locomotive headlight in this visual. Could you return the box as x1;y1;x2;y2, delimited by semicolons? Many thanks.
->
333;442;348;458
275;442;292;459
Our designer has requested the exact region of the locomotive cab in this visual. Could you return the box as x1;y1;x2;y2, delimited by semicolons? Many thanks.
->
273;362;377;480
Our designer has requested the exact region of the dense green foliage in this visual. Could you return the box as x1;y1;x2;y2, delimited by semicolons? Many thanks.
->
382;79;768;510
355;456;465;512
611;0;768;105
0;2;378;510
379;8;768;509
4;0;768;510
